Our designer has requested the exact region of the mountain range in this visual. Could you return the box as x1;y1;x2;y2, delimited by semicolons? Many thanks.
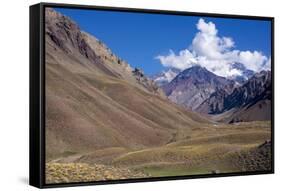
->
155;65;271;123
152;62;256;87
218;70;271;123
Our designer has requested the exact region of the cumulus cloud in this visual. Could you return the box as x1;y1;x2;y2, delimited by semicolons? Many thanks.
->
238;51;268;71
155;18;271;77
156;49;197;69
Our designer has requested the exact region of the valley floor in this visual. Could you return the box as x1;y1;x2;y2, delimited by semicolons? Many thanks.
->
46;121;272;184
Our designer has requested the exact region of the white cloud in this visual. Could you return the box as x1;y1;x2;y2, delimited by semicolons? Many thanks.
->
156;49;196;70
156;18;270;78
197;18;217;36
238;51;268;71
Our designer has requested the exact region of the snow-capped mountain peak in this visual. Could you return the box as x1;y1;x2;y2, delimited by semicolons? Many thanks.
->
151;68;181;86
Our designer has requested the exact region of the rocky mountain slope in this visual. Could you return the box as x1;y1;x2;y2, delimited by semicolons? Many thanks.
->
197;70;271;122
229;140;272;171
45;8;209;160
196;88;230;114
223;70;271;111
220;70;271;123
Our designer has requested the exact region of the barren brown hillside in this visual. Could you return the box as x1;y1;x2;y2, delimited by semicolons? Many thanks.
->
45;8;209;160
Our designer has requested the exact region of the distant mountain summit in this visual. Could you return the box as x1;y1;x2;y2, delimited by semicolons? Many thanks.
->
230;62;255;84
162;66;236;111
151;68;181;87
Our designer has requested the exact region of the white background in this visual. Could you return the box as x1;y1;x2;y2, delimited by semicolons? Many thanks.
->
0;0;279;190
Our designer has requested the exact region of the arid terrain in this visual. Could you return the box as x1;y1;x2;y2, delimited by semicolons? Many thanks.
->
45;8;272;184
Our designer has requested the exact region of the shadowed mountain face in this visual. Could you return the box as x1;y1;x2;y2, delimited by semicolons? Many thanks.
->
224;70;271;111
45;8;209;160
181;69;271;122
220;70;272;123
162;66;236;111
196;88;230;114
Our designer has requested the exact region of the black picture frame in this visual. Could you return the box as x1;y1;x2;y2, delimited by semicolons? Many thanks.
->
30;2;275;189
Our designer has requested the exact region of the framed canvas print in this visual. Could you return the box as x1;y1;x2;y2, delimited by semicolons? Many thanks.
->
30;2;274;188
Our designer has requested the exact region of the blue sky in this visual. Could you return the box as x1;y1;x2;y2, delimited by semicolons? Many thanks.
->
54;8;271;76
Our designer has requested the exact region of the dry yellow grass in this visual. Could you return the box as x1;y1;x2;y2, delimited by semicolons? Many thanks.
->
46;163;149;184
47;121;271;182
